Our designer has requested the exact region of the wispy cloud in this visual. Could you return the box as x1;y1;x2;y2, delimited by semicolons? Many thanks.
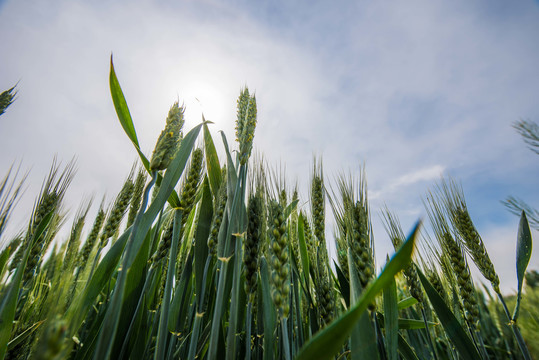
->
370;165;446;200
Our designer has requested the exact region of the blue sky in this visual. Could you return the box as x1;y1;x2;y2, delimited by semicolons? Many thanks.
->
1;0;538;293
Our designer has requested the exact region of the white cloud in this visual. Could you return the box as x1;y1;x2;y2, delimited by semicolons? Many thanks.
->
370;165;446;200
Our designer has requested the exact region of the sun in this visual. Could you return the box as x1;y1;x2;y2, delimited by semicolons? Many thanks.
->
181;79;230;126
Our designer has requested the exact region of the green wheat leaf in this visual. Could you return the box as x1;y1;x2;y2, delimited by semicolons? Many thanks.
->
416;265;481;359
513;211;532;321
203;123;222;198
296;221;420;360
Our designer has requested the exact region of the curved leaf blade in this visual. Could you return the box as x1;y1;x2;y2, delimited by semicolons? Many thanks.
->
296;221;420;360
383;271;398;360
109;57;181;207
109;56;141;153
513;211;532;321
416;266;481;359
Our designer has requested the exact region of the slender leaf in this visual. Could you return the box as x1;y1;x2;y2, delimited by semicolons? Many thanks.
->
194;178;213;308
203;123;222;197
6;321;44;351
109;57;181;207
66;226;130;330
416;265;481;359
377;314;437;330
168;251;194;332
283;199;299;221
397;334;420;360
398;297;418;310
348;250;378;360
260;257;276;360
0;246;11;278
111;228;153;358
109;56;144;164
297;214;310;285
129;123;202;268
335;260;350;308
513;211;532;321
383;270;399;360
155;209;183;360
296;221;420;360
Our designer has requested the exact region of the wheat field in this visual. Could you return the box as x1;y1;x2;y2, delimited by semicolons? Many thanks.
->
0;60;535;360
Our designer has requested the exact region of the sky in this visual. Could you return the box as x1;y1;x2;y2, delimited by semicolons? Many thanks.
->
1;0;538;294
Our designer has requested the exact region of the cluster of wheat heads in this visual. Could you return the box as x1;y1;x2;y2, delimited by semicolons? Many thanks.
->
0;61;535;360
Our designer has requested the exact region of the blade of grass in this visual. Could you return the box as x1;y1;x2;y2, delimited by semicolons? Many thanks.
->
335;260;350;308
397;297;418;310
92;172;157;360
203;123;222;198
383;267;399;360
513;211;532;321
194;178;212;308
111;228;153;358
348;249;378;360
6;321;44;351
297;214;310;285
0;246;11;279
128;124;202;268
260;256;276;360
208;132;245;359
397;334;420;360
109;57;180;207
416;265;481;359
109;55;141;156
168;250;194;332
296;221;420;360
377;314;437;330
155;209;183;360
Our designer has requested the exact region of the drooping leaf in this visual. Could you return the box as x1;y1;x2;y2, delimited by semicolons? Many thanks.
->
109;56;144;163
109;57;180;207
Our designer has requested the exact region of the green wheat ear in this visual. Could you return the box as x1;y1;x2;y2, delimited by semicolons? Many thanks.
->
149;102;185;171
244;191;264;300
269;199;290;319
0;84;17;116
440;178;501;293
382;209;424;304
235;87;257;165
